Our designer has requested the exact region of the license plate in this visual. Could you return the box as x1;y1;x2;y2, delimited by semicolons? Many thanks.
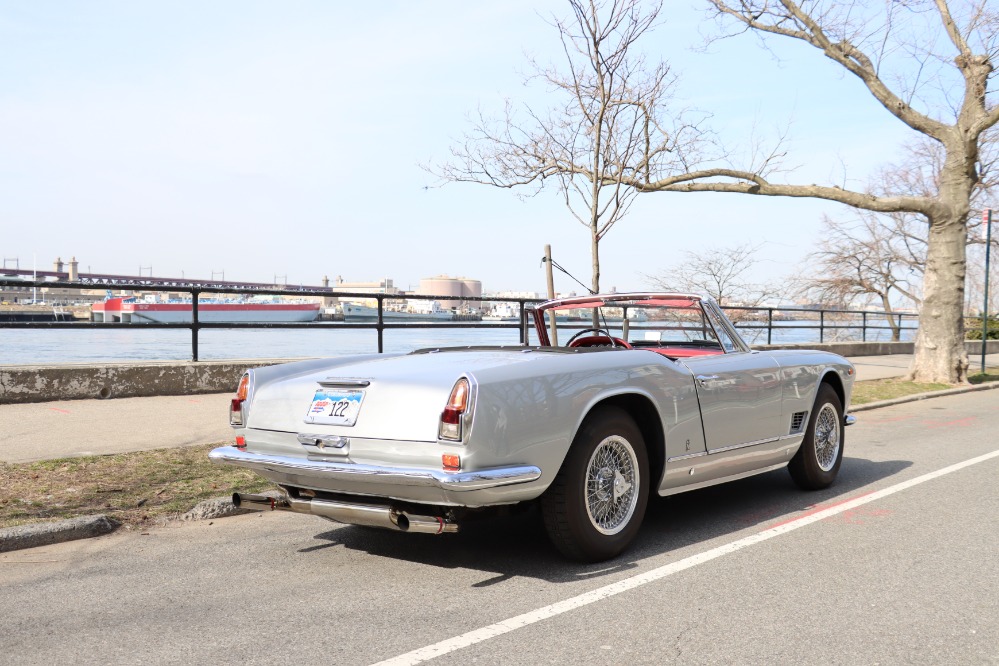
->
304;389;365;426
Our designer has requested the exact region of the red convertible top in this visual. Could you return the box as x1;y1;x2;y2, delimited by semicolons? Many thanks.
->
535;292;703;312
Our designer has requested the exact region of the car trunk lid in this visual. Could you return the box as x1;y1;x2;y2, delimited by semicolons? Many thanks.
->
246;349;546;441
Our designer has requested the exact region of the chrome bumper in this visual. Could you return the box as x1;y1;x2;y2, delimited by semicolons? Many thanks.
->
208;446;542;492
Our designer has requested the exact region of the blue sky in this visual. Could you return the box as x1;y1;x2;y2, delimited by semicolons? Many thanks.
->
0;1;921;294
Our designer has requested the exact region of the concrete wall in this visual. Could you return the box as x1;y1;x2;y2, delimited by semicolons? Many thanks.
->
0;359;296;405
755;339;999;357
2;340;997;404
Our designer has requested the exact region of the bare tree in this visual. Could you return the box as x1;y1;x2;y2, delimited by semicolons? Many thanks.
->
804;130;998;340
802;213;925;341
438;0;706;293
600;1;999;384
647;242;782;305
647;242;793;341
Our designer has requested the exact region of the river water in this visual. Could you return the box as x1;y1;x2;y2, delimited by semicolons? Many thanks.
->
0;319;916;365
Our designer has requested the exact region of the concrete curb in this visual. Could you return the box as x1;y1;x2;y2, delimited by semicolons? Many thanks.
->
0;490;285;553
0;514;120;553
849;380;999;413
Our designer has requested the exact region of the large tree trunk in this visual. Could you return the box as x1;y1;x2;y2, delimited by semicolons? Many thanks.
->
909;137;978;384
909;212;969;383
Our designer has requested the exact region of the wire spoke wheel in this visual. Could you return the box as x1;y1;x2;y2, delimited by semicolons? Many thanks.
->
585;436;639;535
541;406;649;562
813;404;841;472
788;383;844;490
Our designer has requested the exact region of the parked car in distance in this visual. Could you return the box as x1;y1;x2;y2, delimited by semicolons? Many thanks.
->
211;293;856;561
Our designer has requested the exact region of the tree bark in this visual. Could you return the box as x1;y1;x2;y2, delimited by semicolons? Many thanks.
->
909;213;969;382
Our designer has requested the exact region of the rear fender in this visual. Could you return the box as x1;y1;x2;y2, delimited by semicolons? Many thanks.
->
561;389;667;484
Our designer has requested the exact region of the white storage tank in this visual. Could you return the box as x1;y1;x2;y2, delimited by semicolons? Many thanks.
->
418;276;480;309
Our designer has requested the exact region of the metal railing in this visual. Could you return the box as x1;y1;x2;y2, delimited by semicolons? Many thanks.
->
722;305;920;345
0;278;539;361
0;278;953;362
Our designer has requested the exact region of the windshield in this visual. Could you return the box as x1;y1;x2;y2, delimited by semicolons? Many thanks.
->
531;295;748;358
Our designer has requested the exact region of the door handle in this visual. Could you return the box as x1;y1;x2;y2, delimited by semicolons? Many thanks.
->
696;374;720;386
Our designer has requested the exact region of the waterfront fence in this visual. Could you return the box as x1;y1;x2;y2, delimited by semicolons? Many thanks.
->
0;278;926;361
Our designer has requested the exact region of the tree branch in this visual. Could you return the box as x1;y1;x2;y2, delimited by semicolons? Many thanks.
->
707;0;950;140
626;168;933;215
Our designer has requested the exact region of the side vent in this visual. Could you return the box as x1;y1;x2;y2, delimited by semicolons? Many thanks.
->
790;411;808;435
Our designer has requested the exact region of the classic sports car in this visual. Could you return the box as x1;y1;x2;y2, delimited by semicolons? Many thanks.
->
210;293;855;561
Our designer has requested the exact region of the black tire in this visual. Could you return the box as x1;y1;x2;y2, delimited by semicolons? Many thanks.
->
541;406;649;562
788;383;844;490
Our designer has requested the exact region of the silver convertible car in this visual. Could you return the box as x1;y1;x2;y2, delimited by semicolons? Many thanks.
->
210;293;855;561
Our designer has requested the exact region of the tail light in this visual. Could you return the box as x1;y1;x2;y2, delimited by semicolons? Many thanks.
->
230;371;252;427
236;373;250;402
439;378;471;441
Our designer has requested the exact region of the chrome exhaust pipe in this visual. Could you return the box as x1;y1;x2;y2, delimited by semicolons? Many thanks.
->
232;492;291;511
391;511;459;535
232;493;457;534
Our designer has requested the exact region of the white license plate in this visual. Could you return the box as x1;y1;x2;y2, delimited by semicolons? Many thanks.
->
304;389;365;426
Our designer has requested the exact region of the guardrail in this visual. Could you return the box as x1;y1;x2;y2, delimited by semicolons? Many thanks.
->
724;305;919;345
0;278;933;361
0;279;540;361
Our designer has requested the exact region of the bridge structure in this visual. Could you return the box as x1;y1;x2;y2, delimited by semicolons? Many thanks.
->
0;267;335;294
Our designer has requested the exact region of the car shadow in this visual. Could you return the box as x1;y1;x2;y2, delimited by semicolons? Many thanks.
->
294;455;911;586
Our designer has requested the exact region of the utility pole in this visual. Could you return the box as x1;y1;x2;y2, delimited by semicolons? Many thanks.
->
982;208;993;375
544;244;558;345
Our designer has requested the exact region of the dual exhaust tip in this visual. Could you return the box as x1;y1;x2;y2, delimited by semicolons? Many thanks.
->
232;492;458;535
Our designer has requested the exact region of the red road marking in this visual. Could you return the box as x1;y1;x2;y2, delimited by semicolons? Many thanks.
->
829;507;893;525
768;490;877;530
49;408;71;414
863;415;914;424
923;416;977;429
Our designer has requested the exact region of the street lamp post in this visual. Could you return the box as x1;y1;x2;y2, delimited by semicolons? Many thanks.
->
983;208;993;375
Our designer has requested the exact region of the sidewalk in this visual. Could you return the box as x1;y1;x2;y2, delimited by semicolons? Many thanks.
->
2;353;996;464
1;393;233;463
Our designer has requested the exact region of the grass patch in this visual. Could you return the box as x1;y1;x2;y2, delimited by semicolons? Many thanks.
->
969;367;999;384
852;365;999;405
0;443;274;530
851;379;951;405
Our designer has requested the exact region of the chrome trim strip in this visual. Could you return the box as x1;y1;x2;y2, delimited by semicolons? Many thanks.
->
319;378;371;388
844;414;857;426
659;462;789;497
701;297;752;353
671;434;801;462
297;433;349;449
666;451;708;463
209;446;541;491
709;436;780;454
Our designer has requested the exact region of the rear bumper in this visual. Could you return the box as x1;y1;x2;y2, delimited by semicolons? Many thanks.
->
209;445;543;506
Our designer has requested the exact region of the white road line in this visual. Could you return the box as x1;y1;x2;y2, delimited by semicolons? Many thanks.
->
372;448;999;666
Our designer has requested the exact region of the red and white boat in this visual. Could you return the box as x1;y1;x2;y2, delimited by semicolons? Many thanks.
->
92;297;320;323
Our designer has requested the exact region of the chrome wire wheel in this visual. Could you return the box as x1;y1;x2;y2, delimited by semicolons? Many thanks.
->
813;403;841;472
584;435;640;535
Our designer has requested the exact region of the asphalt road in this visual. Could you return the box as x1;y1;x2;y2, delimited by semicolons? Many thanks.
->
2;390;998;665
